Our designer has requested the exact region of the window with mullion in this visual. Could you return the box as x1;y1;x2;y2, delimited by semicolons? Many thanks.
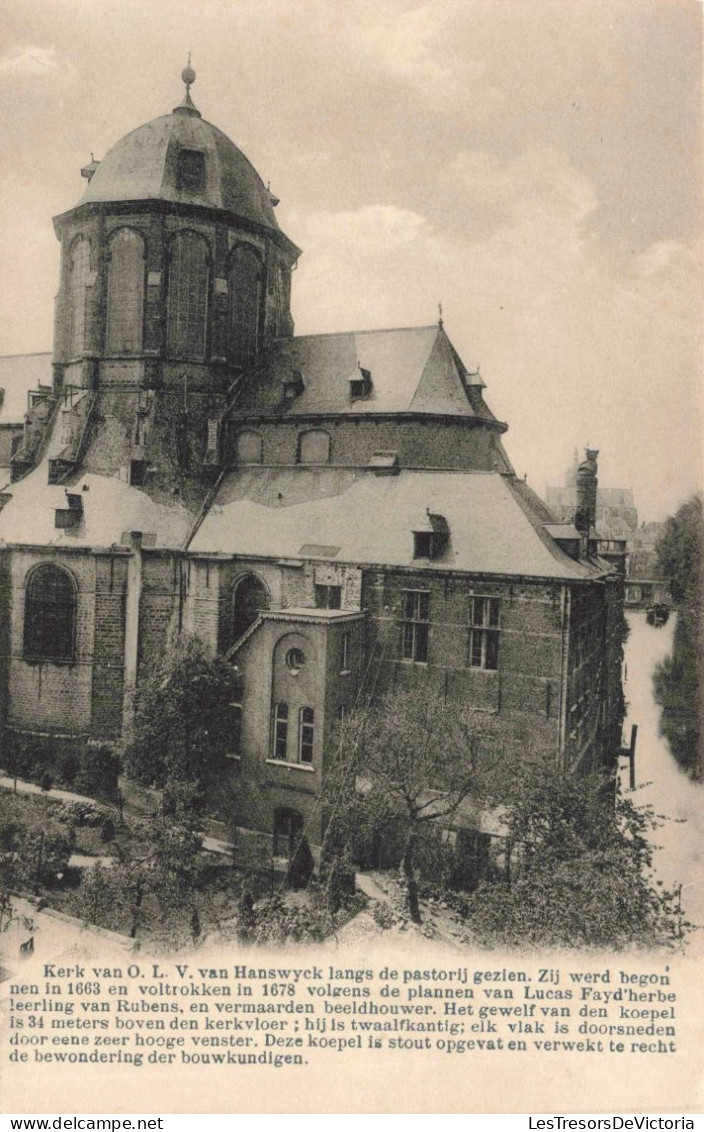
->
298;707;314;764
401;589;430;663
24;565;76;661
166;232;209;361
272;703;289;760
469;596;500;670
228;245;262;368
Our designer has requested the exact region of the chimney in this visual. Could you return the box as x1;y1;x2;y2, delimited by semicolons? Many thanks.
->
575;448;598;537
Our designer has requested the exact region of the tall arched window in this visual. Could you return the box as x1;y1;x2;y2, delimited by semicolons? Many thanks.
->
24;564;76;662
232;574;269;645
298;430;331;465
166;231;209;361
106;228;145;354
228;244;262;368
273;264;290;337
68;236;90;358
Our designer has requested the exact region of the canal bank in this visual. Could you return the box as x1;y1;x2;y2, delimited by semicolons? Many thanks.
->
621;611;703;945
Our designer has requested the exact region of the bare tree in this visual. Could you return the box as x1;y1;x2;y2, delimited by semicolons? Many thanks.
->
326;684;500;923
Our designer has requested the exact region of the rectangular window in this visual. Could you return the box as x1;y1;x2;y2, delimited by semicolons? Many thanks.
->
298;707;314;765
469;596;500;670
272;703;288;761
340;630;351;672
401;589;430;663
315;583;341;609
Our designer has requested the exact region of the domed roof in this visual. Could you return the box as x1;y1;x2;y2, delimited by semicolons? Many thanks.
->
78;101;280;231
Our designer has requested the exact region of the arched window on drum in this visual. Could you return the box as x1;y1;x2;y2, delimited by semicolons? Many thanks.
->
166;231;209;361
228;245;262;369
68;236;90;358
106;228;145;354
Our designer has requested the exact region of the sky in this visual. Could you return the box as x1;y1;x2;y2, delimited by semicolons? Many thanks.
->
0;0;700;521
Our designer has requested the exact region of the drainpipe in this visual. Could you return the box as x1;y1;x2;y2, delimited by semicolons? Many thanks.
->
122;531;143;742
557;584;571;769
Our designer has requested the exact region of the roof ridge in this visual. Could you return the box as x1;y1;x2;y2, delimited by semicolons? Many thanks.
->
0;351;52;360
288;325;438;342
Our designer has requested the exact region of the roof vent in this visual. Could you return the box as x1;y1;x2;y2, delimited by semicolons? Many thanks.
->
55;492;84;530
368;451;399;476
81;155;100;182
282;370;305;400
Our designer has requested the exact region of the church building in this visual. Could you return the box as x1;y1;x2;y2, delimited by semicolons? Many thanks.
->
0;68;625;859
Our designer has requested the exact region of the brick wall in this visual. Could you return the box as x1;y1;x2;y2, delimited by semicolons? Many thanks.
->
225;416;510;473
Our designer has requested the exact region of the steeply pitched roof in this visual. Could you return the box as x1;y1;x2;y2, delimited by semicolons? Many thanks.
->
235;326;502;422
189;467;606;581
0;353;52;425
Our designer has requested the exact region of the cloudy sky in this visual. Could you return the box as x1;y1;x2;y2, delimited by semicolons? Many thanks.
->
0;0;700;520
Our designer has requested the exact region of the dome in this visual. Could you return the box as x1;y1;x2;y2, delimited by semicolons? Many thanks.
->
78;106;280;231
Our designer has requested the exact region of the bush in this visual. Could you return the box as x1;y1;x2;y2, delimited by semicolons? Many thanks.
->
100;818;116;843
287;835;315;890
61;754;80;785
73;746;121;801
251;894;333;944
53;800;110;828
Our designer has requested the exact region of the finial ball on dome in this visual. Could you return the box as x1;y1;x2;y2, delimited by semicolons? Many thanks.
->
182;63;196;87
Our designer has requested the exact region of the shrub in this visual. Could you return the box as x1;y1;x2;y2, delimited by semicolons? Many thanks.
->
61;754;80;785
73;746;121;801
53;800;110;828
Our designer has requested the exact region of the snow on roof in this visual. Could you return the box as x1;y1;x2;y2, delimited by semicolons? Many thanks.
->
0;467;192;549
190;467;605;581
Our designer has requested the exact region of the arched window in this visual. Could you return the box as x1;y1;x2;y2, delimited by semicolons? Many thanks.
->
106;228;145;354
297;430;331;465
235;430;263;465
24;564;76;661
228;244;262;368
68;236;90;358
272;704;289;762
232;574;269;645
166;231;209;361
273;264;290;337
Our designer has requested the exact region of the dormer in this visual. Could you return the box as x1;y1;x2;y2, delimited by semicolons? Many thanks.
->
413;512;450;560
177;148;206;193
349;364;373;401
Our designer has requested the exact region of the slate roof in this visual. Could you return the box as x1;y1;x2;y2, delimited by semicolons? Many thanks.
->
190;467;607;581
0;353;52;425
69;107;288;240
236;326;501;422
